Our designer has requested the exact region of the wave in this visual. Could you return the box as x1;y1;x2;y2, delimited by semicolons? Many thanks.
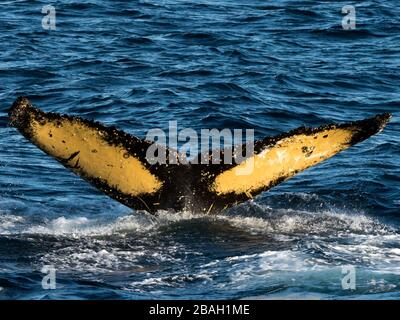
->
1;0;399;299
0;205;396;238
1;205;399;296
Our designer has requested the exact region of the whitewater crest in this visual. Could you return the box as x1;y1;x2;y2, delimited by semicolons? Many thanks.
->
0;206;397;237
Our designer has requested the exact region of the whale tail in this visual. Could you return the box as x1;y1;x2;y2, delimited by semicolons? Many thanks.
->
9;97;391;214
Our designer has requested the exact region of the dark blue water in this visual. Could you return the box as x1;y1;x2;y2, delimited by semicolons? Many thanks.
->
0;0;399;299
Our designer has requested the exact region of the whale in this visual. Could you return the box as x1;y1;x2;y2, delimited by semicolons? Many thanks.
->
9;97;391;214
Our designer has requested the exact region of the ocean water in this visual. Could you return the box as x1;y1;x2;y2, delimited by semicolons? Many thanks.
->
0;0;399;300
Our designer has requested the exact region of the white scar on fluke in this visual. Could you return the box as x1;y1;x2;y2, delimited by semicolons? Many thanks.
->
9;97;391;214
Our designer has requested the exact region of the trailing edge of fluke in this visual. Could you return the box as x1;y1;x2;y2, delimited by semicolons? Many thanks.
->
9;97;391;214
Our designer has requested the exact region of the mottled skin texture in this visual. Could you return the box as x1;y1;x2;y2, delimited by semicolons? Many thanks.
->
9;97;391;214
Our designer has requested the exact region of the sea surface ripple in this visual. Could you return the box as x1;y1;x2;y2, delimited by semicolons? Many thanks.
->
0;0;399;299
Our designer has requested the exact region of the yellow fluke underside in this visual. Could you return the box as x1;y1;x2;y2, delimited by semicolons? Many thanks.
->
30;118;163;196
211;128;354;195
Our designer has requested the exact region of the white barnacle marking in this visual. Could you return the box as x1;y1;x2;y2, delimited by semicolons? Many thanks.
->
276;150;287;163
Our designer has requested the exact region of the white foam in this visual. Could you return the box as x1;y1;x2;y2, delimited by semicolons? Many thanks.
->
0;211;155;238
0;213;25;234
219;207;395;236
2;207;400;282
20;214;156;237
0;206;396;242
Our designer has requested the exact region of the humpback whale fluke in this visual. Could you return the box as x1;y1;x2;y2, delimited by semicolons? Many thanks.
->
9;97;391;214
